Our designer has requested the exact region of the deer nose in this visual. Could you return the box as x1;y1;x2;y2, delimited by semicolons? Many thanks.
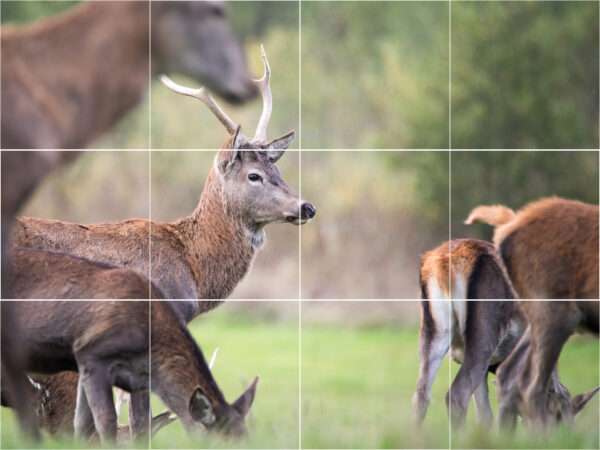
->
301;202;316;219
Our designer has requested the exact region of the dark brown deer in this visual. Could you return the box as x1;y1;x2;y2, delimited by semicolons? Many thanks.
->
7;247;163;299
465;197;599;299
10;47;315;303
2;301;258;444
415;240;596;427
1;1;256;149
496;301;599;428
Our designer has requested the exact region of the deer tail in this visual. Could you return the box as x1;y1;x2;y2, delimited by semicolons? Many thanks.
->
465;204;516;227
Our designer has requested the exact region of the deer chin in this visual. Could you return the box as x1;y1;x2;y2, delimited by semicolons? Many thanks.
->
284;215;310;225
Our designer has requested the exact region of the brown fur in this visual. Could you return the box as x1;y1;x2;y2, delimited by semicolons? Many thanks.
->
1;301;257;443
497;301;599;428
466;197;599;299
419;239;514;299
1;1;255;149
11;150;309;301
7;248;163;299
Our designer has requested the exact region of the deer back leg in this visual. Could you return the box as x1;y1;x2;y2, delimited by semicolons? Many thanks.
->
447;302;510;426
413;301;451;423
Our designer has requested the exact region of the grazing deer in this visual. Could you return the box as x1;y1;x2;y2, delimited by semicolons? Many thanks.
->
2;301;258;444
1;372;175;443
7;248;163;299
11;47;315;304
465;197;599;299
415;239;521;426
1;1;256;149
414;239;593;427
496;301;599;428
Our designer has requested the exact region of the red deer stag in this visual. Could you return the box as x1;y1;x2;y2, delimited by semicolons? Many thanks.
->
10;47;316;305
1;1;256;149
2;301;258;444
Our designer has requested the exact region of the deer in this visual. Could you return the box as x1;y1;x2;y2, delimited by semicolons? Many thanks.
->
414;239;597;427
0;151;81;439
465;197;599;299
1;301;258;444
1;372;176;443
496;301;599;429
10;47;316;307
1;0;256;149
7;247;163;299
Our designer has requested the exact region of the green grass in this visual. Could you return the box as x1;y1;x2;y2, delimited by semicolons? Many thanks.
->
2;307;598;449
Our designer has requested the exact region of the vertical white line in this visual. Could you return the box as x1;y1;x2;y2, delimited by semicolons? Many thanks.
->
147;1;152;448
298;3;303;449
448;0;452;448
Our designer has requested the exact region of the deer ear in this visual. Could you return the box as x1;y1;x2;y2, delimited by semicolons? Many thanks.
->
189;388;216;427
216;149;241;175
266;150;285;164
265;130;295;151
572;387;599;416
232;376;259;419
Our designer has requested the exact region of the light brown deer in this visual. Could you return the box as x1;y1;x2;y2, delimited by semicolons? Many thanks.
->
10;48;315;305
2;301;258;444
1;1;256;149
465;197;599;299
1;372;175;443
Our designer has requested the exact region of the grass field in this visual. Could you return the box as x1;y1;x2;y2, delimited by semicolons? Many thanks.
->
1;303;598;449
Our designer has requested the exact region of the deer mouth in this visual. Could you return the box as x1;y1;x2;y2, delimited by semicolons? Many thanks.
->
284;215;310;225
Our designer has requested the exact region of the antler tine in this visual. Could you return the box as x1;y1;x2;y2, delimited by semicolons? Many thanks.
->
159;74;238;136
251;44;272;144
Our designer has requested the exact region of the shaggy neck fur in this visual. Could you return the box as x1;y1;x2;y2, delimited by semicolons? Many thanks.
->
174;168;264;299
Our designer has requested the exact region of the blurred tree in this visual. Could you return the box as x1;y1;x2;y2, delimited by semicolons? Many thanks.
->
452;1;599;148
1;1;78;24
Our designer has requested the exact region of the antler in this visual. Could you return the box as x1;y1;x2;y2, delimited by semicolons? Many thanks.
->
160;45;274;147
251;44;272;145
159;75;238;136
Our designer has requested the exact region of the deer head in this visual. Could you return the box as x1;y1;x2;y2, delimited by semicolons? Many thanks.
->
161;47;316;229
189;376;259;438
152;1;257;103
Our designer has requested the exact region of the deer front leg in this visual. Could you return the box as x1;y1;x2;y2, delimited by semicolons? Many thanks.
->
77;362;117;444
497;327;530;429
129;391;150;441
74;377;95;440
412;303;450;424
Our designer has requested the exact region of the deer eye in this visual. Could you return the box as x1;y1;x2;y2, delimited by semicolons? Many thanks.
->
248;173;262;182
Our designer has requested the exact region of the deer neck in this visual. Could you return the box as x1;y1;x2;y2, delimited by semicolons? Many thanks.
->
151;303;226;429
175;169;264;299
14;2;150;146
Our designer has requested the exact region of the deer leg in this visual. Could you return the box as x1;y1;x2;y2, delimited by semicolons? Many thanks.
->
77;362;117;444
412;302;451;424
472;374;493;426
497;326;530;430
129;391;150;441
520;302;580;428
447;301;509;427
74;377;96;440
